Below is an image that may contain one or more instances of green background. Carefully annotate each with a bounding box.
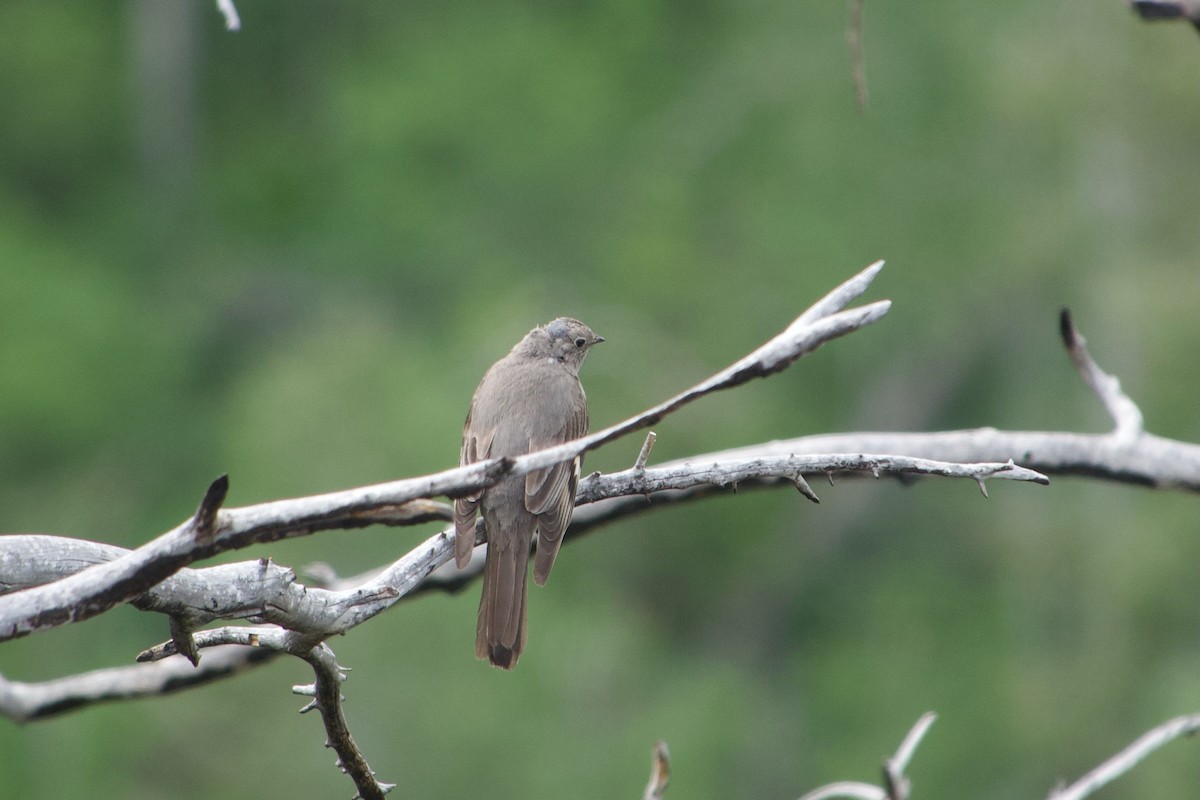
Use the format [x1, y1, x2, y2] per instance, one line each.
[1, 1, 1198, 797]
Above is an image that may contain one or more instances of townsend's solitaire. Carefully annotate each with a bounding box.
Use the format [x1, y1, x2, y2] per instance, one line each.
[454, 317, 604, 669]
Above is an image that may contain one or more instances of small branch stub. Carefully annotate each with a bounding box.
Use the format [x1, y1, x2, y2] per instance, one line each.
[642, 740, 671, 800]
[168, 615, 200, 667]
[215, 0, 241, 30]
[192, 475, 230, 544]
[794, 472, 821, 503]
[634, 432, 657, 471]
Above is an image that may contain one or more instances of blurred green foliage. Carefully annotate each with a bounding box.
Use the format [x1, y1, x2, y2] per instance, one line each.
[0, 1, 1198, 798]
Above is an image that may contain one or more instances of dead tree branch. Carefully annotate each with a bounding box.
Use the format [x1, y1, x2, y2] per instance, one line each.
[686, 308, 1200, 493]
[3, 294, 1193, 730]
[791, 711, 1200, 800]
[642, 740, 671, 800]
[0, 451, 1048, 722]
[796, 712, 937, 800]
[1048, 713, 1200, 800]
[0, 261, 890, 648]
[0, 266, 1193, 799]
[296, 645, 394, 800]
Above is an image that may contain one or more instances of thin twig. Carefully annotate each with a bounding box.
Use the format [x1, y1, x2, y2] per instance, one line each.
[798, 783, 884, 800]
[799, 713, 935, 800]
[1059, 309, 1144, 440]
[1047, 713, 1200, 800]
[299, 645, 394, 800]
[892, 712, 937, 775]
[0, 646, 276, 723]
[215, 0, 241, 30]
[642, 740, 670, 800]
[883, 712, 936, 800]
[634, 432, 658, 471]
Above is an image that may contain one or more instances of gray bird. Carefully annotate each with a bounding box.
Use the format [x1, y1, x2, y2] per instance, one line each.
[454, 317, 604, 669]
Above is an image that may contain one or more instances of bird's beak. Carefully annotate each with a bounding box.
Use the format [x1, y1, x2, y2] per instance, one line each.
[594, 335, 606, 344]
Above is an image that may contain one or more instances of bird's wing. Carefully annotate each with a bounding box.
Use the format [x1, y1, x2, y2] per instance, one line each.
[529, 396, 588, 585]
[454, 417, 496, 568]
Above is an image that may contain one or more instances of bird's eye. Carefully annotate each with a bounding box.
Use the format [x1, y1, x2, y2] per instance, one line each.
[574, 337, 587, 348]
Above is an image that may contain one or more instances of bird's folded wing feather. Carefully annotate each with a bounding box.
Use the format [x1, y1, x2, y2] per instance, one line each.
[454, 423, 496, 567]
[529, 403, 588, 584]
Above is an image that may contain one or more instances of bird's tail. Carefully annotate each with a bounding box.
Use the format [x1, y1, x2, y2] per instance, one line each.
[475, 527, 529, 669]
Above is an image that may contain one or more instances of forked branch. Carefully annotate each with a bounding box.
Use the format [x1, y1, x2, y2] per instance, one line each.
[0, 261, 892, 645]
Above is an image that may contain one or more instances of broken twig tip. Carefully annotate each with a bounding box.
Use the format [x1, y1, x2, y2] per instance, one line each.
[643, 740, 671, 800]
[634, 431, 657, 471]
[793, 474, 821, 503]
[976, 478, 989, 499]
[192, 474, 230, 543]
[1059, 308, 1077, 349]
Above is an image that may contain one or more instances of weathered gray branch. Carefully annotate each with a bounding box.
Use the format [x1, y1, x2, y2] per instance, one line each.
[0, 452, 1049, 651]
[2, 292, 1193, 730]
[697, 310, 1200, 494]
[0, 261, 890, 645]
[792, 711, 1200, 800]
[0, 266, 1193, 800]
[3, 295, 1188, 721]
[0, 477, 230, 644]
[1048, 712, 1200, 800]
[681, 428, 1200, 492]
[0, 645, 275, 723]
[0, 450, 1049, 722]
[296, 645, 394, 800]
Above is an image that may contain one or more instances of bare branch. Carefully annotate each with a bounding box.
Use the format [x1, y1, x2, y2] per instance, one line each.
[703, 428, 1200, 493]
[1047, 713, 1200, 800]
[701, 309, 1200, 491]
[506, 260, 891, 478]
[0, 262, 891, 645]
[297, 645, 393, 800]
[215, 0, 241, 30]
[581, 454, 1046, 505]
[883, 712, 937, 800]
[0, 647, 276, 723]
[799, 713, 935, 800]
[1059, 309, 1143, 440]
[136, 624, 316, 662]
[0, 447, 1046, 720]
[0, 476, 230, 642]
[135, 630, 395, 796]
[642, 740, 671, 800]
[798, 783, 884, 800]
[633, 432, 657, 471]
[0, 452, 1047, 648]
